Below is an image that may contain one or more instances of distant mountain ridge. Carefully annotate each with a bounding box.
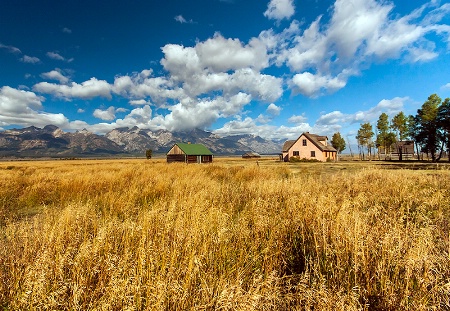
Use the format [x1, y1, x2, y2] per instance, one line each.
[0, 125, 283, 157]
[0, 125, 123, 157]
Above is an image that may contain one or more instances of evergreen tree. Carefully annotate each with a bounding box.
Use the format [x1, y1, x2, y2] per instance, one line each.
[331, 132, 346, 160]
[413, 94, 443, 162]
[356, 122, 374, 160]
[376, 112, 395, 158]
[391, 111, 409, 141]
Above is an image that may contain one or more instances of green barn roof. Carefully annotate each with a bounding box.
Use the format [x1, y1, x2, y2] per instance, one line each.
[175, 143, 213, 155]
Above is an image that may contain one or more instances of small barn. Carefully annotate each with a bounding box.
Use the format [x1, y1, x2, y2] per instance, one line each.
[242, 152, 261, 159]
[167, 143, 213, 163]
[391, 140, 415, 160]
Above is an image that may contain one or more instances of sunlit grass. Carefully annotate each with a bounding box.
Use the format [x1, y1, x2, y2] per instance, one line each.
[0, 159, 449, 310]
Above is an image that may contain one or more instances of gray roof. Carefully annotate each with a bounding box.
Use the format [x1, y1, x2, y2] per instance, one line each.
[303, 132, 337, 152]
[282, 140, 296, 152]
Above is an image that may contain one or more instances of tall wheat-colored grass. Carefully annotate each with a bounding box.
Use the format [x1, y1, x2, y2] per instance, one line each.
[0, 159, 449, 310]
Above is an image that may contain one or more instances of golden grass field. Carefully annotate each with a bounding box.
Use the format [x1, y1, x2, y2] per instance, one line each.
[0, 157, 449, 310]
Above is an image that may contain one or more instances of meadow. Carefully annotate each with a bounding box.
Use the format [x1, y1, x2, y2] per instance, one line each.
[0, 158, 449, 310]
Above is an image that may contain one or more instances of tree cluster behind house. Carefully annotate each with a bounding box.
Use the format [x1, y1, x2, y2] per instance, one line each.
[348, 93, 450, 162]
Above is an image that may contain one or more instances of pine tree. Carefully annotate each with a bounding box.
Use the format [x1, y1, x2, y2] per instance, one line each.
[331, 132, 346, 160]
[391, 111, 409, 141]
[413, 94, 443, 162]
[376, 113, 395, 159]
[356, 122, 374, 160]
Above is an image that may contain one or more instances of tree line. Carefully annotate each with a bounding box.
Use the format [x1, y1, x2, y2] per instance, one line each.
[330, 94, 449, 162]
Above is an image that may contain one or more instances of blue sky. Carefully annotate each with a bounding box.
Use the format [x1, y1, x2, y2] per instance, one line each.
[1, 0, 450, 145]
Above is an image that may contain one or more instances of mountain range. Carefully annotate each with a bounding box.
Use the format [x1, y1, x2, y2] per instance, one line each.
[0, 125, 283, 158]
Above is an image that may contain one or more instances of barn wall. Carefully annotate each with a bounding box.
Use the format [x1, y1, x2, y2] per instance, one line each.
[167, 154, 186, 163]
[186, 155, 198, 164]
[202, 155, 213, 163]
[167, 154, 213, 163]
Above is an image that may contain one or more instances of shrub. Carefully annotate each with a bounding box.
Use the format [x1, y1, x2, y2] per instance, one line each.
[289, 156, 320, 163]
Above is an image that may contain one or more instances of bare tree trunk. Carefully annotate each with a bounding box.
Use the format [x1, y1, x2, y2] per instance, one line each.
[415, 142, 420, 161]
[437, 141, 445, 162]
[447, 135, 450, 162]
[347, 137, 353, 157]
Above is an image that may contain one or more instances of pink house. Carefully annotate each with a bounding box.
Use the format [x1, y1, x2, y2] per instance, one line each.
[282, 132, 337, 162]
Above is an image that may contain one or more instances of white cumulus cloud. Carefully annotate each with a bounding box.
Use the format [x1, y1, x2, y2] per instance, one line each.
[288, 114, 307, 124]
[0, 86, 68, 127]
[142, 93, 252, 132]
[40, 69, 70, 84]
[194, 33, 269, 72]
[266, 103, 281, 116]
[441, 82, 450, 90]
[291, 72, 347, 97]
[93, 106, 117, 121]
[33, 78, 112, 100]
[129, 99, 149, 106]
[264, 0, 295, 22]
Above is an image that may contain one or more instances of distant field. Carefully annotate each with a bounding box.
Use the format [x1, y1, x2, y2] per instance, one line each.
[1, 158, 449, 310]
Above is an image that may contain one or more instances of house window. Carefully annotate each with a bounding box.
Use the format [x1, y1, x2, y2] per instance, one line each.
[293, 151, 299, 156]
[311, 151, 316, 157]
[302, 139, 307, 146]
